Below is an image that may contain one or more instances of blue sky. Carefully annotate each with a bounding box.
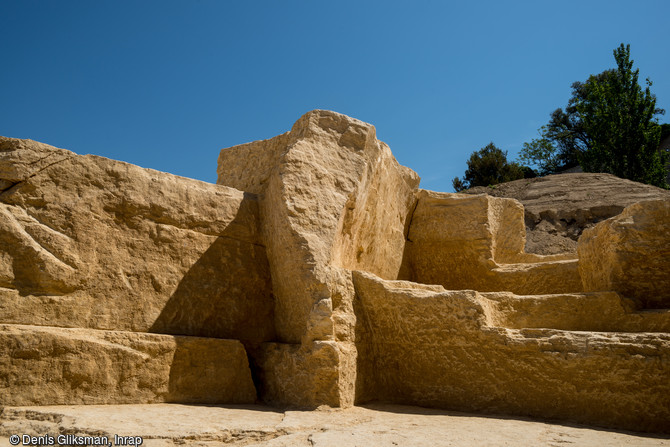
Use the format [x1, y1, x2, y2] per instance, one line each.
[3, 1, 669, 192]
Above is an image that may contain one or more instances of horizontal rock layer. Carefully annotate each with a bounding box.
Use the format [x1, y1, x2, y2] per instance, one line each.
[2, 403, 664, 447]
[0, 324, 256, 405]
[481, 291, 670, 333]
[353, 271, 670, 433]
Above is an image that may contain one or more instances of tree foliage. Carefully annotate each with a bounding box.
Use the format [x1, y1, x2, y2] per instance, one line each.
[520, 44, 667, 187]
[575, 44, 666, 187]
[661, 123, 670, 141]
[452, 143, 532, 192]
[517, 126, 562, 176]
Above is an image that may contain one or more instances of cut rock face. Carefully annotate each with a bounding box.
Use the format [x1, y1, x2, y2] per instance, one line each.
[0, 324, 256, 406]
[0, 136, 268, 406]
[579, 199, 670, 308]
[400, 190, 581, 295]
[218, 110, 420, 344]
[353, 271, 670, 433]
[2, 110, 670, 433]
[218, 110, 420, 406]
[0, 136, 274, 348]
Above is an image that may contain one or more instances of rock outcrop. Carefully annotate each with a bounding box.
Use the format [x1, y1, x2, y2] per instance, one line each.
[463, 173, 670, 255]
[0, 136, 264, 405]
[579, 199, 670, 308]
[399, 190, 580, 295]
[1, 110, 669, 434]
[217, 110, 420, 406]
[0, 324, 255, 406]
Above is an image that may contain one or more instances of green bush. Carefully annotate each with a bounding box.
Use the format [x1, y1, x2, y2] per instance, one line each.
[453, 143, 533, 192]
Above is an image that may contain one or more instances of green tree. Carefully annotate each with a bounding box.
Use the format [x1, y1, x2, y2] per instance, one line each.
[518, 126, 562, 175]
[525, 44, 667, 186]
[518, 75, 605, 176]
[661, 123, 670, 141]
[542, 73, 614, 169]
[575, 44, 667, 187]
[452, 143, 532, 192]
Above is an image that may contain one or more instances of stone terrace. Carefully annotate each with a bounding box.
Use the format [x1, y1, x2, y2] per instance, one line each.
[1, 110, 669, 433]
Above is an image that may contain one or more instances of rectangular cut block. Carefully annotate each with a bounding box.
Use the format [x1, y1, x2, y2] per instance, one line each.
[0, 324, 256, 406]
[490, 259, 582, 295]
[402, 190, 582, 294]
[579, 199, 670, 308]
[353, 271, 670, 433]
[256, 340, 357, 408]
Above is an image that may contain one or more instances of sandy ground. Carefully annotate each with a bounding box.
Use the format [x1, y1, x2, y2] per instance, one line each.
[1, 403, 668, 447]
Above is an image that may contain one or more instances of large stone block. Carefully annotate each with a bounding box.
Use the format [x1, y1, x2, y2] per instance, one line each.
[480, 291, 670, 333]
[353, 271, 670, 433]
[218, 110, 419, 344]
[0, 136, 274, 347]
[401, 190, 580, 295]
[579, 199, 670, 308]
[217, 110, 419, 407]
[0, 324, 256, 405]
[255, 340, 357, 408]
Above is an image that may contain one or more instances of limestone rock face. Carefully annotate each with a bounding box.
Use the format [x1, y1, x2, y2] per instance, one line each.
[218, 110, 419, 406]
[0, 324, 256, 405]
[219, 110, 419, 343]
[464, 173, 670, 255]
[256, 340, 357, 408]
[400, 190, 581, 295]
[579, 200, 670, 308]
[0, 136, 274, 348]
[2, 111, 670, 433]
[353, 271, 670, 433]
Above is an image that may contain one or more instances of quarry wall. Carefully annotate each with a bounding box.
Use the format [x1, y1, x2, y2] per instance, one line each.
[1, 110, 669, 433]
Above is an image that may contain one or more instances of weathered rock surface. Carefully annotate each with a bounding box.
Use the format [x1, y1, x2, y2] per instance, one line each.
[218, 110, 419, 343]
[255, 340, 357, 408]
[464, 173, 670, 255]
[0, 324, 256, 405]
[579, 199, 670, 308]
[218, 110, 419, 406]
[2, 403, 667, 447]
[400, 190, 581, 294]
[0, 136, 274, 348]
[353, 271, 670, 433]
[2, 110, 670, 434]
[480, 291, 670, 333]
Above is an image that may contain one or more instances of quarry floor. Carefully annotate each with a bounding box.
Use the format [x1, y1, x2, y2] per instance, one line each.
[1, 403, 668, 447]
